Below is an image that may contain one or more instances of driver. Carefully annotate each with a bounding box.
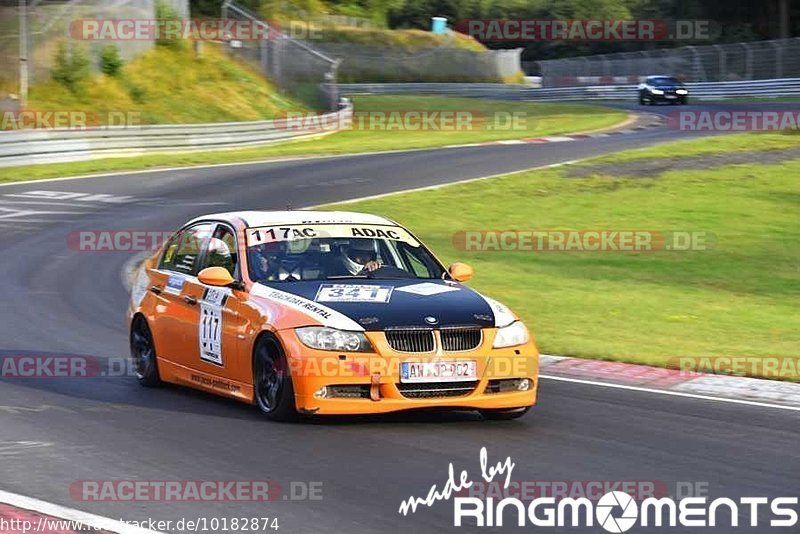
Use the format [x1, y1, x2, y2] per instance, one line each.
[249, 242, 281, 281]
[340, 239, 382, 275]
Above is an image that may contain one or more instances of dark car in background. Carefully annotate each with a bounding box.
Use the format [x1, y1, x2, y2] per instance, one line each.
[638, 76, 689, 105]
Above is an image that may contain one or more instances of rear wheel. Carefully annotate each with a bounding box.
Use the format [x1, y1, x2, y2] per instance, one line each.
[253, 336, 298, 421]
[479, 406, 530, 421]
[130, 316, 161, 387]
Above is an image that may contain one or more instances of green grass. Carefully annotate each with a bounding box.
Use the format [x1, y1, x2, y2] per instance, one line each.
[313, 25, 488, 52]
[323, 131, 800, 378]
[0, 97, 627, 183]
[26, 43, 304, 124]
[578, 129, 800, 163]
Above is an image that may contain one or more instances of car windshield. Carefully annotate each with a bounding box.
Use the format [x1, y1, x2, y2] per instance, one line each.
[651, 77, 680, 86]
[245, 223, 446, 282]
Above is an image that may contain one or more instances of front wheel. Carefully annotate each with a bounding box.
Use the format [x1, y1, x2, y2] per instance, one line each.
[479, 406, 530, 421]
[253, 336, 298, 421]
[130, 316, 161, 387]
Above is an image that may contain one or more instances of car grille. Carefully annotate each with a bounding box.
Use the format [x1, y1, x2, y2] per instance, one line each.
[327, 385, 371, 399]
[396, 381, 479, 399]
[385, 328, 435, 353]
[440, 327, 482, 351]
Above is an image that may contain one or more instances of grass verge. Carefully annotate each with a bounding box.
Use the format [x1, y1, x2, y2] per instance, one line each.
[0, 97, 627, 183]
[324, 131, 800, 379]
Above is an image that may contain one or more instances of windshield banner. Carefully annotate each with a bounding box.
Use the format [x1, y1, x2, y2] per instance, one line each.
[246, 224, 420, 247]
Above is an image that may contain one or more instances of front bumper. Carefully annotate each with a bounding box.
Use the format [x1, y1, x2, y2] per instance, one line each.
[649, 91, 687, 101]
[277, 328, 539, 415]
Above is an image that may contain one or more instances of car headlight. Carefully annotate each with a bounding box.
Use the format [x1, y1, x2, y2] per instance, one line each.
[676, 89, 688, 95]
[295, 326, 373, 352]
[651, 88, 664, 95]
[492, 321, 530, 348]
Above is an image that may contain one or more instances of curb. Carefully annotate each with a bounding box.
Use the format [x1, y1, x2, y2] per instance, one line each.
[539, 355, 800, 410]
[443, 112, 664, 149]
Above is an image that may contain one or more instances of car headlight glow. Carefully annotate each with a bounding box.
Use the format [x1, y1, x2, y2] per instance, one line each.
[651, 88, 664, 95]
[295, 326, 373, 352]
[676, 89, 688, 95]
[492, 321, 530, 348]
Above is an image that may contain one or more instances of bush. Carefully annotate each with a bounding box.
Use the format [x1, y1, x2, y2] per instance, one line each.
[99, 45, 123, 77]
[51, 41, 91, 93]
[155, 0, 184, 49]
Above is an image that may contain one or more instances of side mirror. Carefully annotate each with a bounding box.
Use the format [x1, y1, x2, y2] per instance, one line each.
[198, 266, 235, 287]
[448, 262, 474, 282]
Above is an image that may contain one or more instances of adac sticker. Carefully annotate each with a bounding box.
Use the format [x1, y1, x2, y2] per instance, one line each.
[395, 282, 460, 297]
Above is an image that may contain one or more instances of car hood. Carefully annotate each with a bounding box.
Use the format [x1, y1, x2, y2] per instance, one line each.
[252, 279, 513, 330]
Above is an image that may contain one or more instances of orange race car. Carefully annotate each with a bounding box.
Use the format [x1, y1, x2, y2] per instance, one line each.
[128, 211, 539, 421]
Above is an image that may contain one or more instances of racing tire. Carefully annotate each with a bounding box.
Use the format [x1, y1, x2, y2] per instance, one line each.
[253, 336, 298, 422]
[479, 406, 531, 421]
[130, 316, 161, 387]
[679, 97, 688, 105]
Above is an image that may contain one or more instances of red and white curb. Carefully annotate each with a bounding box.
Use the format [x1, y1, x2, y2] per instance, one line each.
[540, 355, 800, 412]
[0, 490, 161, 533]
[443, 114, 664, 149]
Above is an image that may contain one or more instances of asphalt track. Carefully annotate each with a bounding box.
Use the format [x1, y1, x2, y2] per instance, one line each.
[0, 102, 798, 533]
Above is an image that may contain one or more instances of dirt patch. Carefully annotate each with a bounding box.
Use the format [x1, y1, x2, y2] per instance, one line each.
[566, 147, 800, 178]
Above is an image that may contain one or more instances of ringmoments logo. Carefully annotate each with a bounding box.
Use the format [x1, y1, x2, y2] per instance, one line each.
[398, 447, 800, 530]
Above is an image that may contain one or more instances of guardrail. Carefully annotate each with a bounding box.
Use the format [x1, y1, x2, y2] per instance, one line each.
[0, 105, 352, 168]
[336, 83, 525, 98]
[338, 78, 800, 101]
[4, 78, 799, 169]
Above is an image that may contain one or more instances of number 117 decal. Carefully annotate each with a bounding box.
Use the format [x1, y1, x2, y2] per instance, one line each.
[199, 287, 228, 365]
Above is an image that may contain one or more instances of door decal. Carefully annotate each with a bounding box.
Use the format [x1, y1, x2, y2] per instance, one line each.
[199, 287, 229, 366]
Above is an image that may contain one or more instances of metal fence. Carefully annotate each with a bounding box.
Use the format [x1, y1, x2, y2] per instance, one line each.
[336, 78, 800, 101]
[0, 0, 188, 104]
[0, 102, 352, 168]
[221, 1, 340, 111]
[534, 37, 800, 87]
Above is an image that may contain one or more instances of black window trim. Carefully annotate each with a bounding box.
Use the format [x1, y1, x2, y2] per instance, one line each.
[206, 221, 242, 281]
[158, 221, 214, 276]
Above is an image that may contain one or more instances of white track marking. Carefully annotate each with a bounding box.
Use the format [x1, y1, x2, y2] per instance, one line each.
[0, 441, 52, 457]
[4, 191, 134, 203]
[540, 375, 800, 413]
[304, 159, 586, 207]
[0, 208, 89, 219]
[0, 200, 101, 208]
[0, 490, 162, 533]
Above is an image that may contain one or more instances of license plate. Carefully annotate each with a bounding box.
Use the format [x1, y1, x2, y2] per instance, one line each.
[400, 361, 477, 383]
[666, 94, 677, 99]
